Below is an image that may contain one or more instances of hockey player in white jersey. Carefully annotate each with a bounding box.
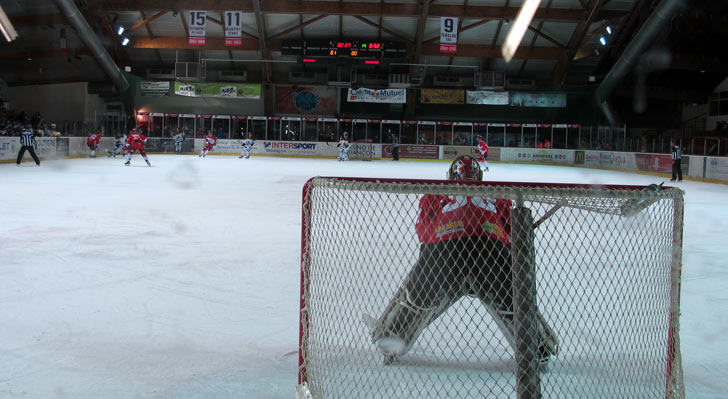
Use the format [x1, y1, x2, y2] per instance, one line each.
[173, 130, 185, 154]
[107, 134, 126, 158]
[337, 132, 351, 161]
[239, 132, 255, 159]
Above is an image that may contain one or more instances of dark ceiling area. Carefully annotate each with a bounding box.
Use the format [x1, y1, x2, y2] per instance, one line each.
[0, 0, 726, 107]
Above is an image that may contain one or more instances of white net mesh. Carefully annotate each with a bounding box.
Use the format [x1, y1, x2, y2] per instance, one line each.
[299, 178, 684, 399]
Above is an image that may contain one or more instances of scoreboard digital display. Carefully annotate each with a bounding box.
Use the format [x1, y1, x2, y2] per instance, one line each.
[282, 40, 407, 59]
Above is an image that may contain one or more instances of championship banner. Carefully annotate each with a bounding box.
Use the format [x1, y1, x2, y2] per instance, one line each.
[188, 10, 206, 46]
[420, 89, 464, 104]
[275, 86, 337, 115]
[174, 81, 261, 99]
[466, 90, 509, 105]
[347, 88, 406, 103]
[440, 17, 458, 53]
[510, 92, 567, 108]
[224, 11, 242, 46]
[140, 81, 170, 97]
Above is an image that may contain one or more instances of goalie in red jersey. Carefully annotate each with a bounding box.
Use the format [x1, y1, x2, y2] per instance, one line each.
[476, 135, 489, 172]
[370, 155, 558, 365]
[124, 128, 151, 166]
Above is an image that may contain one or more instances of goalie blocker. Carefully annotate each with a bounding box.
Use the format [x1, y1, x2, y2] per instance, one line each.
[370, 155, 559, 365]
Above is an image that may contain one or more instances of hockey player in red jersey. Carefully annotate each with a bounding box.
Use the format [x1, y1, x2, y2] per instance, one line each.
[124, 128, 151, 166]
[370, 155, 558, 365]
[87, 131, 101, 158]
[476, 135, 489, 172]
[200, 131, 217, 157]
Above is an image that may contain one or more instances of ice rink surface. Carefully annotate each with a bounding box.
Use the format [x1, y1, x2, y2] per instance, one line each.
[1, 154, 727, 398]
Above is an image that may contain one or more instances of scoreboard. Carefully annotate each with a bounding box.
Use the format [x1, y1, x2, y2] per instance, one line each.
[281, 40, 407, 59]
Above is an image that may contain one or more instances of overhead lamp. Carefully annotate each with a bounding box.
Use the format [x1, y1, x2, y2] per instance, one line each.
[606, 25, 613, 35]
[0, 5, 18, 42]
[121, 37, 130, 46]
[599, 36, 607, 46]
[117, 25, 125, 36]
[501, 0, 541, 63]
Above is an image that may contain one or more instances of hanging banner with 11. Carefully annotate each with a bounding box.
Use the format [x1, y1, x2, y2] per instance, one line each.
[224, 11, 243, 46]
[189, 10, 206, 46]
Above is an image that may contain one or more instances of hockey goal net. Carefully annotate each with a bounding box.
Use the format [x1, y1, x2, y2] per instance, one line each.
[349, 140, 373, 161]
[298, 178, 684, 399]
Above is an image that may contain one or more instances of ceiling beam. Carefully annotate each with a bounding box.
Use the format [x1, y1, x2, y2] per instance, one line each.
[520, 0, 555, 77]
[554, 0, 608, 86]
[252, 0, 271, 82]
[0, 48, 91, 61]
[139, 11, 165, 67]
[268, 15, 328, 41]
[128, 11, 167, 32]
[128, 36, 562, 60]
[526, 24, 566, 48]
[9, 13, 68, 26]
[414, 0, 432, 64]
[353, 16, 414, 44]
[98, 1, 626, 22]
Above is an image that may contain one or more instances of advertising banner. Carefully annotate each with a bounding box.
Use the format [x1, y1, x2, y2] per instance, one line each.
[583, 151, 638, 170]
[174, 81, 261, 99]
[501, 148, 573, 164]
[224, 11, 243, 46]
[347, 88, 406, 103]
[635, 153, 673, 173]
[382, 144, 439, 159]
[466, 90, 509, 105]
[442, 145, 501, 161]
[510, 92, 567, 108]
[420, 89, 464, 104]
[261, 141, 321, 156]
[274, 86, 338, 115]
[140, 81, 170, 96]
[188, 11, 206, 46]
[440, 17, 458, 53]
[705, 157, 728, 180]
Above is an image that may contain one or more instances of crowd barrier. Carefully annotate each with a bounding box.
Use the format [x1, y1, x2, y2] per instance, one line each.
[2, 136, 726, 183]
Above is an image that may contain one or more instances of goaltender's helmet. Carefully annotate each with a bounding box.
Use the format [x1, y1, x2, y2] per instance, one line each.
[447, 155, 483, 181]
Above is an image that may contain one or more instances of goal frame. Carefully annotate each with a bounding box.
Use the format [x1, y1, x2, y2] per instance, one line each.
[298, 177, 684, 399]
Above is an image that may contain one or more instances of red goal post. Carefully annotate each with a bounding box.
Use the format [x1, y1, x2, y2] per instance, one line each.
[298, 177, 684, 399]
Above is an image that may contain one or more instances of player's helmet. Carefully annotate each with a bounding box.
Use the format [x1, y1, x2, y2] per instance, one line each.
[447, 155, 483, 181]
[131, 128, 137, 134]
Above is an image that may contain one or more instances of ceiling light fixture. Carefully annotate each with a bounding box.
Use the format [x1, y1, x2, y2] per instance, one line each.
[117, 25, 125, 36]
[0, 5, 19, 42]
[606, 25, 613, 35]
[501, 0, 541, 63]
[121, 37, 130, 46]
[599, 36, 607, 46]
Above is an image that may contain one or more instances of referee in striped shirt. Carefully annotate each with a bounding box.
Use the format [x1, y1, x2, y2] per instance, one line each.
[670, 140, 682, 182]
[17, 125, 41, 166]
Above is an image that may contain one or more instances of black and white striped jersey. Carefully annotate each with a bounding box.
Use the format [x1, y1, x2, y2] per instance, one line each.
[671, 145, 682, 160]
[20, 131, 36, 147]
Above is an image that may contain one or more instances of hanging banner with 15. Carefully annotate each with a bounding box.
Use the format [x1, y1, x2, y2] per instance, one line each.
[224, 11, 243, 46]
[440, 17, 458, 53]
[189, 10, 206, 46]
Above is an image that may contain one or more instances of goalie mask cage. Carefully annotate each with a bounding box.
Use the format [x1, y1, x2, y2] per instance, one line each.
[298, 177, 684, 399]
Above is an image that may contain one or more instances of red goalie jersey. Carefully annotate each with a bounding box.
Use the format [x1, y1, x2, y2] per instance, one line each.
[415, 194, 512, 246]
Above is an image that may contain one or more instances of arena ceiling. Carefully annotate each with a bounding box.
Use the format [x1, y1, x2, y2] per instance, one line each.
[0, 0, 726, 103]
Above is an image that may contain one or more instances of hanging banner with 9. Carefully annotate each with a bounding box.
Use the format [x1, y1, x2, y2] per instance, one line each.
[440, 17, 458, 53]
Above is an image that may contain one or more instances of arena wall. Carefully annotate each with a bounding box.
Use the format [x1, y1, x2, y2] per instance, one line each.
[3, 136, 727, 184]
